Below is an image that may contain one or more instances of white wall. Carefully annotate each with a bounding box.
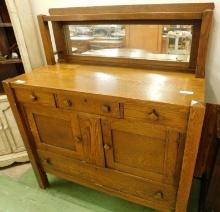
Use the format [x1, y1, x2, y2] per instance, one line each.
[30, 0, 220, 104]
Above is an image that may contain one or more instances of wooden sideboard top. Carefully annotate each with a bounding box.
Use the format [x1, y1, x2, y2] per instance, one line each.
[9, 63, 204, 107]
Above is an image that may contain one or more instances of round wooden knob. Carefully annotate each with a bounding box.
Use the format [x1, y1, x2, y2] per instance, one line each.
[30, 94, 37, 101]
[148, 109, 159, 121]
[64, 99, 72, 107]
[44, 158, 51, 165]
[104, 144, 111, 150]
[102, 105, 111, 113]
[153, 191, 164, 200]
[75, 136, 82, 143]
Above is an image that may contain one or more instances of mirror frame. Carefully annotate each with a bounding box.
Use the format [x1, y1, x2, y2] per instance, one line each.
[38, 3, 214, 78]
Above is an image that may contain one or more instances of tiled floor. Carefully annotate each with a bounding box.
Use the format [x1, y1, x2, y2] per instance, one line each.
[0, 163, 31, 180]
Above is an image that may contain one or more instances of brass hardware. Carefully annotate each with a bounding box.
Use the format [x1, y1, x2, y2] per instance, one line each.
[104, 144, 111, 150]
[153, 191, 164, 200]
[64, 99, 72, 107]
[30, 94, 37, 101]
[102, 105, 111, 113]
[148, 109, 159, 121]
[75, 136, 82, 143]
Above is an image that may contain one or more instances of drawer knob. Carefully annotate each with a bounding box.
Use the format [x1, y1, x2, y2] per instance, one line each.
[64, 99, 72, 107]
[30, 94, 38, 101]
[44, 158, 52, 165]
[148, 109, 159, 121]
[102, 105, 111, 113]
[154, 191, 164, 200]
[75, 136, 82, 143]
[104, 144, 111, 150]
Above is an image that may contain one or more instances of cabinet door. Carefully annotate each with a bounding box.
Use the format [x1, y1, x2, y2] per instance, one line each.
[102, 118, 184, 185]
[25, 105, 86, 161]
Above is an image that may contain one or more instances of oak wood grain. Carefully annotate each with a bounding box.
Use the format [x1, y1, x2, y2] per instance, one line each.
[49, 3, 214, 15]
[175, 101, 205, 212]
[196, 10, 213, 77]
[44, 3, 214, 77]
[2, 80, 49, 188]
[9, 63, 204, 107]
[38, 149, 177, 211]
[37, 15, 55, 65]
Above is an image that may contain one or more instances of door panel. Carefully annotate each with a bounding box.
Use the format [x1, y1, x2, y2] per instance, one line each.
[33, 114, 77, 151]
[25, 105, 85, 160]
[102, 118, 184, 185]
[112, 129, 165, 174]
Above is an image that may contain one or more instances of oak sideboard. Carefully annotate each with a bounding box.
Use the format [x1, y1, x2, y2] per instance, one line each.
[3, 3, 214, 212]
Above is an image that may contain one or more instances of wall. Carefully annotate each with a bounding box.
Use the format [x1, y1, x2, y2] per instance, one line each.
[30, 0, 220, 104]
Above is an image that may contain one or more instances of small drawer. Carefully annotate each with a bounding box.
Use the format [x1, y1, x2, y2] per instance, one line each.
[124, 101, 189, 131]
[14, 88, 55, 107]
[56, 94, 122, 118]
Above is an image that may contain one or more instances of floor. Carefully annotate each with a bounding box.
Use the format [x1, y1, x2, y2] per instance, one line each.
[0, 163, 31, 180]
[0, 163, 200, 212]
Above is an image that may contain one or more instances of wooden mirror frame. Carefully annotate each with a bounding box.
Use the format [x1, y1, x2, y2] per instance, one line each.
[37, 3, 214, 78]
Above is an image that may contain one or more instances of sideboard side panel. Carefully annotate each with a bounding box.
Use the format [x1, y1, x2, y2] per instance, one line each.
[175, 101, 205, 212]
[3, 80, 49, 188]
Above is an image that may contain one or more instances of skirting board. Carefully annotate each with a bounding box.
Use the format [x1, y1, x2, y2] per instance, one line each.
[0, 151, 29, 168]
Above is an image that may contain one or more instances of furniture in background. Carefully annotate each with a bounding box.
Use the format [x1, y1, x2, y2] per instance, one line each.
[0, 95, 28, 167]
[0, 0, 43, 166]
[204, 106, 220, 211]
[0, 0, 24, 93]
[4, 3, 214, 212]
[195, 105, 220, 212]
[0, 0, 28, 166]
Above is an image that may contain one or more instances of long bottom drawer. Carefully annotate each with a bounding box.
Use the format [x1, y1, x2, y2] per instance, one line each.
[38, 150, 177, 211]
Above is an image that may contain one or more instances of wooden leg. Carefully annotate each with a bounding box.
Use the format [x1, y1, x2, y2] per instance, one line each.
[175, 101, 205, 212]
[3, 80, 49, 189]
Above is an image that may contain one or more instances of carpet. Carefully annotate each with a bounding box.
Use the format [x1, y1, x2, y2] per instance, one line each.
[0, 168, 200, 212]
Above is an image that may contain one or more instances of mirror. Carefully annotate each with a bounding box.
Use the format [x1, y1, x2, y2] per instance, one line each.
[63, 24, 192, 63]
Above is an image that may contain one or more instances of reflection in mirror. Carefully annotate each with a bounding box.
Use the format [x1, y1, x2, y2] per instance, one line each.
[64, 24, 192, 62]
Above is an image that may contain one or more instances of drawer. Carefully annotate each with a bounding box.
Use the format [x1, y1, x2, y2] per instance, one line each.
[14, 88, 55, 107]
[56, 94, 122, 118]
[124, 102, 189, 131]
[38, 150, 176, 210]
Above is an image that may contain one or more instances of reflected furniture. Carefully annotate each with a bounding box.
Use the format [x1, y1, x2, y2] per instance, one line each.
[4, 3, 214, 212]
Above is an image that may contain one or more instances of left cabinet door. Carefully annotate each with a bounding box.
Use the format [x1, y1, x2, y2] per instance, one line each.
[25, 105, 86, 161]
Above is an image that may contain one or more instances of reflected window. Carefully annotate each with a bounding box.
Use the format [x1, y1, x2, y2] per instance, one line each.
[64, 24, 192, 62]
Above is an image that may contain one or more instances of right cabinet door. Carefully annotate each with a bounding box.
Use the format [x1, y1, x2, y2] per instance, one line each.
[101, 118, 185, 185]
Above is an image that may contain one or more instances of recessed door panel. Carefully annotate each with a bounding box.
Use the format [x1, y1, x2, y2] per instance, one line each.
[112, 129, 165, 174]
[25, 105, 84, 160]
[102, 118, 184, 185]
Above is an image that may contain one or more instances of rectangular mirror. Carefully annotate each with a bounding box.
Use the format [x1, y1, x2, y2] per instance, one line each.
[63, 24, 192, 63]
